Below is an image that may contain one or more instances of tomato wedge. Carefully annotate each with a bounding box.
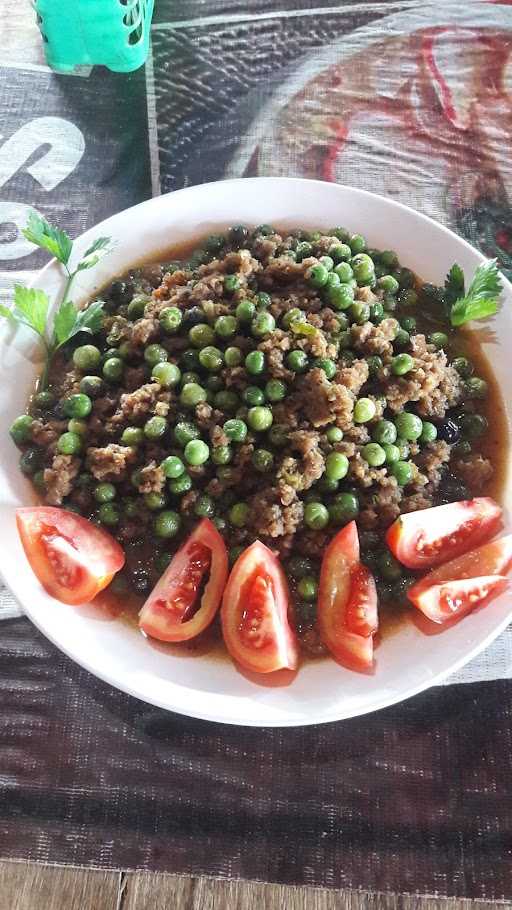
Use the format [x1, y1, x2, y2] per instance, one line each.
[221, 540, 299, 673]
[408, 576, 508, 624]
[318, 522, 378, 671]
[139, 518, 228, 643]
[386, 498, 502, 570]
[16, 507, 125, 605]
[408, 534, 512, 623]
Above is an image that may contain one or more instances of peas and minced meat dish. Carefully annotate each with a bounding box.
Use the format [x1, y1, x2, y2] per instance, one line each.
[11, 224, 501, 657]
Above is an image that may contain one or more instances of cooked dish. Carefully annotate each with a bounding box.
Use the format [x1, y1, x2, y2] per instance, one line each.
[9, 220, 511, 674]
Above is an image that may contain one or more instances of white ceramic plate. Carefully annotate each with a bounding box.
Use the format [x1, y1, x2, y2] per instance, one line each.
[1, 178, 511, 727]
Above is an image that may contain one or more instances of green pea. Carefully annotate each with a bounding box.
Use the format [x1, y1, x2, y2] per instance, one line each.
[391, 353, 414, 376]
[395, 412, 423, 441]
[119, 427, 142, 447]
[189, 323, 215, 349]
[349, 234, 366, 254]
[160, 306, 183, 334]
[400, 316, 416, 334]
[349, 302, 370, 325]
[429, 331, 448, 350]
[256, 292, 272, 308]
[282, 307, 304, 329]
[333, 261, 353, 283]
[102, 357, 123, 383]
[466, 377, 488, 399]
[143, 344, 168, 367]
[325, 272, 341, 291]
[265, 379, 286, 402]
[92, 483, 116, 504]
[214, 390, 239, 412]
[79, 376, 104, 398]
[325, 451, 349, 481]
[252, 312, 276, 338]
[174, 421, 200, 446]
[223, 418, 248, 442]
[396, 439, 410, 460]
[154, 510, 181, 538]
[306, 263, 328, 288]
[377, 275, 399, 294]
[160, 455, 185, 479]
[212, 445, 232, 465]
[288, 555, 314, 579]
[33, 390, 55, 410]
[57, 432, 82, 455]
[319, 256, 334, 272]
[351, 253, 375, 285]
[73, 344, 101, 371]
[144, 491, 168, 511]
[329, 492, 360, 526]
[295, 241, 313, 262]
[327, 283, 354, 311]
[63, 393, 92, 419]
[377, 551, 403, 581]
[151, 362, 180, 388]
[286, 350, 308, 373]
[383, 294, 397, 313]
[312, 358, 336, 380]
[419, 421, 438, 444]
[184, 439, 209, 465]
[370, 302, 384, 323]
[236, 299, 256, 322]
[67, 419, 87, 436]
[452, 357, 474, 379]
[354, 398, 376, 424]
[229, 502, 249, 527]
[144, 416, 168, 440]
[392, 461, 413, 485]
[394, 329, 410, 349]
[304, 501, 330, 530]
[362, 443, 386, 467]
[193, 494, 214, 519]
[169, 474, 192, 495]
[247, 406, 273, 432]
[224, 274, 240, 293]
[224, 346, 242, 367]
[297, 576, 318, 602]
[243, 385, 265, 406]
[215, 315, 237, 338]
[245, 350, 265, 375]
[268, 424, 288, 447]
[370, 421, 395, 446]
[98, 503, 120, 526]
[252, 448, 274, 472]
[326, 426, 343, 444]
[461, 413, 488, 439]
[128, 295, 150, 320]
[381, 443, 399, 464]
[10, 415, 33, 446]
[199, 345, 224, 372]
[328, 243, 352, 263]
[318, 475, 339, 493]
[180, 382, 207, 408]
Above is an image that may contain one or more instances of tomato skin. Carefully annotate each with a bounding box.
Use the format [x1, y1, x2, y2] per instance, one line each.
[16, 507, 125, 605]
[221, 540, 299, 674]
[409, 575, 508, 624]
[139, 518, 228, 643]
[386, 498, 502, 570]
[318, 522, 378, 671]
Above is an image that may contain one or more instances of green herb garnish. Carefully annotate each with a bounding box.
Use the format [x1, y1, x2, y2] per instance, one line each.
[448, 259, 503, 327]
[0, 213, 112, 388]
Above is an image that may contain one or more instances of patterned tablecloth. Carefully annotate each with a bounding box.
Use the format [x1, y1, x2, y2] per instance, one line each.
[1, 0, 512, 899]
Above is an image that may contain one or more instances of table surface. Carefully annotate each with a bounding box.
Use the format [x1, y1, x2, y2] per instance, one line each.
[2, 1, 512, 906]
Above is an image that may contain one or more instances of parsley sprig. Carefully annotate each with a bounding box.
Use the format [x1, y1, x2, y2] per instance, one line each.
[0, 213, 112, 388]
[446, 259, 503, 327]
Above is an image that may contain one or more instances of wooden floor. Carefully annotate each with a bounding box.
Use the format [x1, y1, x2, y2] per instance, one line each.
[1, 863, 510, 910]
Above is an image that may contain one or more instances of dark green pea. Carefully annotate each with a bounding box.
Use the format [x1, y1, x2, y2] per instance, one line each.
[181, 348, 201, 371]
[243, 385, 265, 406]
[326, 426, 343, 444]
[204, 233, 225, 252]
[255, 224, 274, 237]
[57, 432, 82, 455]
[328, 283, 354, 311]
[72, 344, 101, 371]
[453, 440, 472, 456]
[215, 315, 237, 338]
[252, 448, 274, 472]
[391, 460, 414, 485]
[268, 424, 288, 447]
[199, 345, 223, 372]
[169, 474, 192, 496]
[144, 416, 168, 440]
[205, 375, 223, 392]
[372, 420, 397, 445]
[366, 355, 383, 378]
[379, 250, 399, 268]
[377, 551, 403, 581]
[154, 510, 181, 538]
[224, 274, 240, 294]
[144, 491, 168, 511]
[79, 375, 104, 398]
[224, 419, 248, 442]
[102, 357, 123, 383]
[33, 390, 55, 411]
[297, 576, 318, 602]
[214, 390, 239, 413]
[400, 289, 418, 307]
[181, 371, 200, 387]
[429, 332, 448, 350]
[465, 377, 488, 399]
[194, 494, 215, 519]
[229, 502, 249, 528]
[252, 312, 275, 337]
[10, 415, 33, 446]
[19, 447, 43, 475]
[94, 482, 116, 503]
[144, 344, 168, 367]
[247, 406, 273, 432]
[295, 241, 313, 262]
[453, 357, 474, 379]
[383, 294, 397, 313]
[286, 350, 308, 373]
[394, 329, 410, 349]
[160, 306, 182, 334]
[245, 350, 265, 375]
[312, 359, 336, 380]
[401, 316, 416, 334]
[461, 413, 488, 439]
[370, 302, 384, 323]
[256, 291, 272, 308]
[304, 501, 329, 530]
[127, 295, 149, 320]
[173, 421, 200, 446]
[152, 362, 181, 388]
[224, 346, 243, 367]
[98, 503, 120, 526]
[184, 439, 209, 465]
[318, 475, 339, 493]
[180, 383, 207, 408]
[340, 350, 355, 367]
[32, 469, 46, 491]
[349, 302, 370, 325]
[419, 421, 438, 444]
[236, 299, 256, 323]
[391, 353, 414, 376]
[265, 379, 287, 402]
[63, 393, 92, 419]
[288, 555, 314, 579]
[395, 267, 415, 290]
[155, 552, 172, 574]
[212, 445, 232, 465]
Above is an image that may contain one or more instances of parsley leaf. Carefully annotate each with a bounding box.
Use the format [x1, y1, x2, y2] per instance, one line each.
[76, 236, 112, 272]
[52, 298, 105, 348]
[450, 259, 503, 327]
[22, 212, 73, 267]
[13, 285, 49, 338]
[52, 300, 78, 346]
[445, 263, 465, 304]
